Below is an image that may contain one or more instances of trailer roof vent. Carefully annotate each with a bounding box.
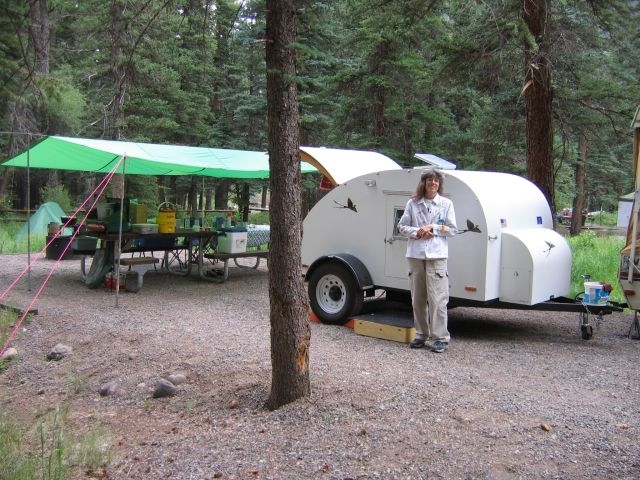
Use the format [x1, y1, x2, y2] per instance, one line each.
[414, 153, 456, 170]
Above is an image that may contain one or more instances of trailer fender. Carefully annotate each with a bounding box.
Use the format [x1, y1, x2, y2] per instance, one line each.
[305, 254, 374, 292]
[305, 254, 373, 325]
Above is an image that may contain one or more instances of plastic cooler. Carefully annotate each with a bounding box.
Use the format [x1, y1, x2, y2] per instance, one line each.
[218, 226, 248, 253]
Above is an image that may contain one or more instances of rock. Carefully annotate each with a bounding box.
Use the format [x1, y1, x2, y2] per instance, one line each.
[1, 347, 18, 361]
[152, 378, 177, 398]
[167, 373, 187, 385]
[99, 381, 117, 396]
[47, 343, 72, 361]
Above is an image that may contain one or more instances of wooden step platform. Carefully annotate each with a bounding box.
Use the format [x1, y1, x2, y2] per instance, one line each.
[353, 310, 415, 343]
[309, 300, 415, 343]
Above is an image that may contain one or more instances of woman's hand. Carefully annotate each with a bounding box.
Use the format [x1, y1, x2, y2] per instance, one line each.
[418, 224, 434, 239]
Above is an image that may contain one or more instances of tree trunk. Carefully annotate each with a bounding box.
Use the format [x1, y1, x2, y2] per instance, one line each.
[2, 2, 51, 209]
[523, 0, 554, 213]
[570, 135, 587, 236]
[28, 0, 50, 75]
[265, 0, 311, 410]
[168, 176, 177, 204]
[110, 173, 124, 199]
[214, 179, 231, 210]
[189, 176, 199, 218]
[241, 182, 250, 222]
[0, 169, 11, 206]
[108, 1, 127, 140]
[205, 186, 213, 211]
[371, 40, 389, 139]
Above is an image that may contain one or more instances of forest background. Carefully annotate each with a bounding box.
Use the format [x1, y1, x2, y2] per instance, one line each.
[0, 0, 639, 222]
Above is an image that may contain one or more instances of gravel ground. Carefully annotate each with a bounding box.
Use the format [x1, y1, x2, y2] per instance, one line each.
[1, 253, 639, 480]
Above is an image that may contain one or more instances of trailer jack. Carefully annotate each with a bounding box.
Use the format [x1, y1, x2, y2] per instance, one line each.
[628, 311, 640, 339]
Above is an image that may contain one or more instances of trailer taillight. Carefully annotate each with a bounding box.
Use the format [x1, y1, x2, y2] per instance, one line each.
[623, 289, 635, 296]
[319, 175, 334, 190]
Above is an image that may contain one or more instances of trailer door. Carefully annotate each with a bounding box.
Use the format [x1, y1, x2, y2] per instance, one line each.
[385, 194, 409, 279]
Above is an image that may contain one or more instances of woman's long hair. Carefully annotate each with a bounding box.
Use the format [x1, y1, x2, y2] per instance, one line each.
[413, 168, 445, 199]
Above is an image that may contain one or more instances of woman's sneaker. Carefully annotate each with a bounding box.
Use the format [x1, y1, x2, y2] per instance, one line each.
[409, 338, 426, 349]
[431, 340, 448, 353]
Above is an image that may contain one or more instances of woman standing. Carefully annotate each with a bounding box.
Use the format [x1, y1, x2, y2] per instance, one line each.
[397, 169, 457, 353]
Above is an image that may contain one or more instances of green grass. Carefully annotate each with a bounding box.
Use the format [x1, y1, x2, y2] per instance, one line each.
[0, 418, 38, 479]
[2, 311, 110, 479]
[0, 405, 112, 480]
[585, 210, 617, 227]
[566, 231, 625, 303]
[0, 216, 46, 254]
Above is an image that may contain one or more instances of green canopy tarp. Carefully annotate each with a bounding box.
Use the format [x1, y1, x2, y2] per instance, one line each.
[2, 136, 317, 178]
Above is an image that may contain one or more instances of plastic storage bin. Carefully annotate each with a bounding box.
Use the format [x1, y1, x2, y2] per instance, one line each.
[218, 231, 248, 253]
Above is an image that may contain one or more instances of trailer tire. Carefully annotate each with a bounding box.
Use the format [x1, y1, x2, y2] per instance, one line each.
[308, 262, 363, 325]
[581, 324, 593, 340]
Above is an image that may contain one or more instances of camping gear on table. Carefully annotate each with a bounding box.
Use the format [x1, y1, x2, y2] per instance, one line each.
[130, 203, 149, 224]
[218, 226, 248, 253]
[88, 198, 131, 233]
[131, 223, 159, 234]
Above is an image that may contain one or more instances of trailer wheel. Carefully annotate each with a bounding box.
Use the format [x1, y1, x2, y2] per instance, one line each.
[581, 324, 593, 340]
[308, 262, 363, 325]
[579, 311, 594, 340]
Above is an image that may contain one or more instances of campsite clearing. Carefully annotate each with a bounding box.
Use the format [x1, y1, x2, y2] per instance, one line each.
[1, 254, 639, 479]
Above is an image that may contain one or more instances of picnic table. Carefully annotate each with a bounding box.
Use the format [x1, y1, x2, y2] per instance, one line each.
[81, 230, 216, 289]
[202, 225, 270, 282]
[79, 226, 270, 288]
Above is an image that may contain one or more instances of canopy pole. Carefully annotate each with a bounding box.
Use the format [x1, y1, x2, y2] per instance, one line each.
[26, 135, 31, 292]
[115, 155, 127, 307]
[202, 176, 205, 227]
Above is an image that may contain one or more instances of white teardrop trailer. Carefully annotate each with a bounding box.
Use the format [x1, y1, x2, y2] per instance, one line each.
[300, 147, 623, 339]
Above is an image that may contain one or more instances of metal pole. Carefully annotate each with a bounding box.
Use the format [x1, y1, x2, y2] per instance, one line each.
[26, 135, 31, 291]
[114, 155, 126, 307]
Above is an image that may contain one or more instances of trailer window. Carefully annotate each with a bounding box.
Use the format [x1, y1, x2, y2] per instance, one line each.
[392, 208, 404, 237]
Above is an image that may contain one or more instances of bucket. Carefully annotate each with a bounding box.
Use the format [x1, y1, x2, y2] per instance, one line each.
[584, 281, 608, 305]
[157, 202, 176, 234]
[96, 203, 113, 220]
